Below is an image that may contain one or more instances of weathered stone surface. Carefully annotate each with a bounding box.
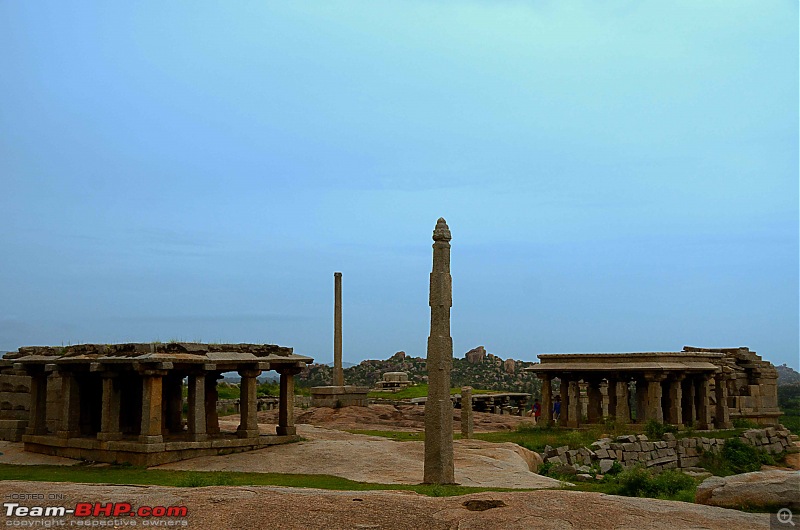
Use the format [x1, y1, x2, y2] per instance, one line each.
[696, 470, 799, 510]
[423, 218, 455, 485]
[599, 459, 615, 473]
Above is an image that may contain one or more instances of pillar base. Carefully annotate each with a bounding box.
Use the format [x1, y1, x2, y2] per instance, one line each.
[97, 432, 123, 441]
[138, 435, 163, 443]
[188, 433, 209, 441]
[276, 426, 296, 436]
[237, 429, 260, 439]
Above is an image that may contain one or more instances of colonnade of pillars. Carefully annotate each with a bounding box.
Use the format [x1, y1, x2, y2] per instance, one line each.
[537, 371, 732, 430]
[24, 365, 303, 442]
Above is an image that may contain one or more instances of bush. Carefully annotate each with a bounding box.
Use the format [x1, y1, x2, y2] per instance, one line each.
[732, 418, 758, 429]
[721, 438, 762, 474]
[538, 461, 554, 476]
[644, 420, 677, 440]
[611, 466, 697, 501]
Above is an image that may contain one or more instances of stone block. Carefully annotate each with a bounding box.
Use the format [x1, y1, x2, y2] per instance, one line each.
[636, 434, 648, 442]
[654, 441, 667, 449]
[617, 435, 636, 443]
[595, 449, 609, 459]
[663, 433, 676, 441]
[599, 459, 616, 473]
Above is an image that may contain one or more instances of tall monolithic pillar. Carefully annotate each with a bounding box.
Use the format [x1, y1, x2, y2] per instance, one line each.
[559, 378, 569, 427]
[567, 380, 581, 428]
[333, 272, 344, 387]
[615, 380, 630, 424]
[696, 376, 712, 429]
[423, 218, 455, 485]
[668, 376, 683, 427]
[645, 374, 664, 423]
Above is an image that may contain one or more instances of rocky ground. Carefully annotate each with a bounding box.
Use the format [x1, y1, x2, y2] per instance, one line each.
[0, 480, 771, 529]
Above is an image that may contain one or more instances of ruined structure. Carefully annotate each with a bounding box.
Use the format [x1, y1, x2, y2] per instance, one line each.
[423, 217, 455, 484]
[310, 272, 368, 408]
[0, 342, 311, 465]
[526, 346, 781, 429]
[373, 371, 411, 391]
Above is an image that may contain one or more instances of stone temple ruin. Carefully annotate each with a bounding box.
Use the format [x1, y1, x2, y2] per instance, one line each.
[0, 342, 311, 465]
[526, 346, 780, 429]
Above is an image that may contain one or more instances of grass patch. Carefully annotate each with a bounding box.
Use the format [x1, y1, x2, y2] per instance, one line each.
[348, 430, 427, 441]
[0, 464, 523, 497]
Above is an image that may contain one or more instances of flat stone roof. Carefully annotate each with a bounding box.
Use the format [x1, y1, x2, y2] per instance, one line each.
[526, 351, 722, 373]
[1, 342, 313, 371]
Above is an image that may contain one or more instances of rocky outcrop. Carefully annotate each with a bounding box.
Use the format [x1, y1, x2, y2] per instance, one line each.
[696, 470, 799, 510]
[464, 346, 486, 364]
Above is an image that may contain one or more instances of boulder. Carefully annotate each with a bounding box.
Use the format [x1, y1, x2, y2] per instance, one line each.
[696, 470, 799, 510]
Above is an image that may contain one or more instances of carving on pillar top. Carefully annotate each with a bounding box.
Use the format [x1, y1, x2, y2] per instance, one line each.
[432, 218, 451, 241]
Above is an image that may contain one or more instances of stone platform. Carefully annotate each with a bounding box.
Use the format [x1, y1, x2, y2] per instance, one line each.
[22, 433, 299, 467]
[310, 386, 369, 408]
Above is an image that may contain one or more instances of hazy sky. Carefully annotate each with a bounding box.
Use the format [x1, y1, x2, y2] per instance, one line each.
[1, 2, 797, 369]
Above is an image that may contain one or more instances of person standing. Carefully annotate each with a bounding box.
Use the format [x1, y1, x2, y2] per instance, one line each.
[532, 399, 541, 425]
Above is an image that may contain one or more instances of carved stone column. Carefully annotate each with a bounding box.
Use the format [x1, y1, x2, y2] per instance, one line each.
[25, 370, 48, 435]
[277, 366, 301, 436]
[714, 372, 732, 429]
[139, 371, 165, 443]
[615, 380, 630, 424]
[237, 367, 261, 438]
[205, 373, 221, 435]
[58, 371, 81, 438]
[667, 376, 683, 427]
[696, 375, 712, 429]
[97, 373, 122, 441]
[567, 380, 581, 428]
[559, 377, 569, 427]
[539, 374, 552, 427]
[644, 374, 665, 423]
[187, 372, 207, 441]
[460, 386, 473, 439]
[599, 380, 610, 420]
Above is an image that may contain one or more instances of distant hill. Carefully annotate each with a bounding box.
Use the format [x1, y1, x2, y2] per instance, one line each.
[297, 346, 537, 393]
[777, 364, 800, 386]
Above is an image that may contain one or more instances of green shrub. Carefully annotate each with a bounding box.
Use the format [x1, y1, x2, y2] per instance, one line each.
[611, 466, 697, 501]
[607, 461, 623, 476]
[732, 418, 758, 429]
[721, 438, 762, 474]
[644, 420, 677, 440]
[538, 461, 554, 476]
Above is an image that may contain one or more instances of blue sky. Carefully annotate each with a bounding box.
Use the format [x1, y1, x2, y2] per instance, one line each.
[1, 2, 797, 369]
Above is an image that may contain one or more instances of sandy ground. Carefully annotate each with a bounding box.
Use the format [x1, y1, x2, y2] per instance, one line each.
[0, 480, 771, 529]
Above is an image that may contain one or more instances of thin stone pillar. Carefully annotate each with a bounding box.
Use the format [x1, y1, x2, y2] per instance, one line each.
[599, 381, 613, 419]
[587, 380, 602, 423]
[614, 380, 630, 423]
[25, 371, 48, 435]
[97, 374, 122, 441]
[540, 374, 552, 427]
[567, 380, 581, 428]
[461, 386, 473, 439]
[333, 272, 344, 387]
[558, 378, 569, 427]
[139, 372, 164, 443]
[187, 373, 207, 441]
[58, 372, 80, 438]
[645, 374, 664, 423]
[667, 376, 683, 427]
[205, 373, 220, 434]
[696, 375, 712, 429]
[606, 380, 616, 420]
[714, 373, 732, 429]
[237, 368, 261, 438]
[277, 366, 301, 436]
[579, 381, 589, 420]
[423, 218, 455, 485]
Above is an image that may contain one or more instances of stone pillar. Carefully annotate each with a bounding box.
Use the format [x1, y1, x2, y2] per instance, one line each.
[25, 371, 48, 435]
[97, 374, 122, 441]
[460, 386, 473, 439]
[333, 272, 344, 387]
[277, 366, 301, 436]
[558, 378, 569, 427]
[139, 372, 164, 443]
[599, 380, 609, 419]
[614, 380, 630, 424]
[187, 373, 207, 441]
[163, 375, 183, 434]
[205, 373, 220, 434]
[423, 218, 455, 485]
[567, 380, 581, 428]
[683, 379, 696, 426]
[58, 372, 81, 438]
[714, 373, 732, 429]
[606, 380, 617, 420]
[237, 368, 261, 438]
[645, 374, 664, 423]
[579, 381, 589, 420]
[587, 380, 603, 423]
[635, 380, 648, 423]
[540, 374, 552, 427]
[667, 376, 683, 427]
[696, 375, 712, 429]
